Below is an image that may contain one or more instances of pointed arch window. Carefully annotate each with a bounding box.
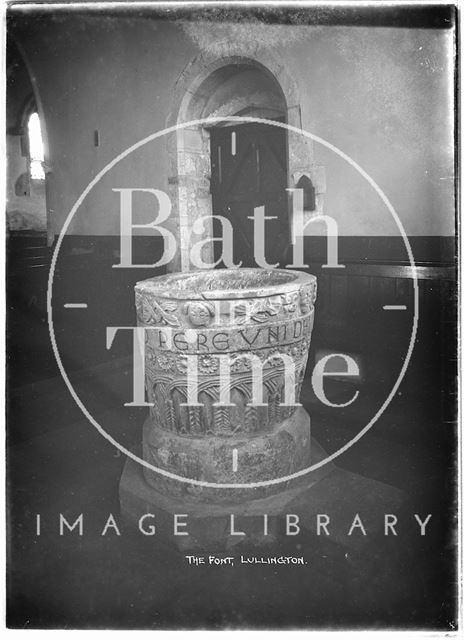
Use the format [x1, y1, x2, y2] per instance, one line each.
[296, 174, 316, 212]
[27, 112, 45, 180]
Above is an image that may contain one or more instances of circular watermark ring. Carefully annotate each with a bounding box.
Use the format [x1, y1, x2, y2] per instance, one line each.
[47, 116, 419, 489]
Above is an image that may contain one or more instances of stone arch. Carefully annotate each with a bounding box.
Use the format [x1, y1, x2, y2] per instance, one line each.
[166, 43, 316, 272]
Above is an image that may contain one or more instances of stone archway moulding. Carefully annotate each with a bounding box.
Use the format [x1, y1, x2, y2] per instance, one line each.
[166, 42, 323, 272]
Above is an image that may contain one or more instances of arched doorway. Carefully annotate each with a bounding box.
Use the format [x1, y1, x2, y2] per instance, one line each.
[167, 48, 314, 272]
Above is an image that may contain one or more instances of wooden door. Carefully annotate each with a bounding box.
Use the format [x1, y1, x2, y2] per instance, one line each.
[210, 122, 289, 268]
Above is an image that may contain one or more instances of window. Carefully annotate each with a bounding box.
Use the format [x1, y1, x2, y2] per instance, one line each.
[27, 112, 45, 180]
[296, 174, 316, 212]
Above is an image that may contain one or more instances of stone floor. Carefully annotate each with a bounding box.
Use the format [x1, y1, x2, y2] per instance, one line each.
[7, 359, 457, 629]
